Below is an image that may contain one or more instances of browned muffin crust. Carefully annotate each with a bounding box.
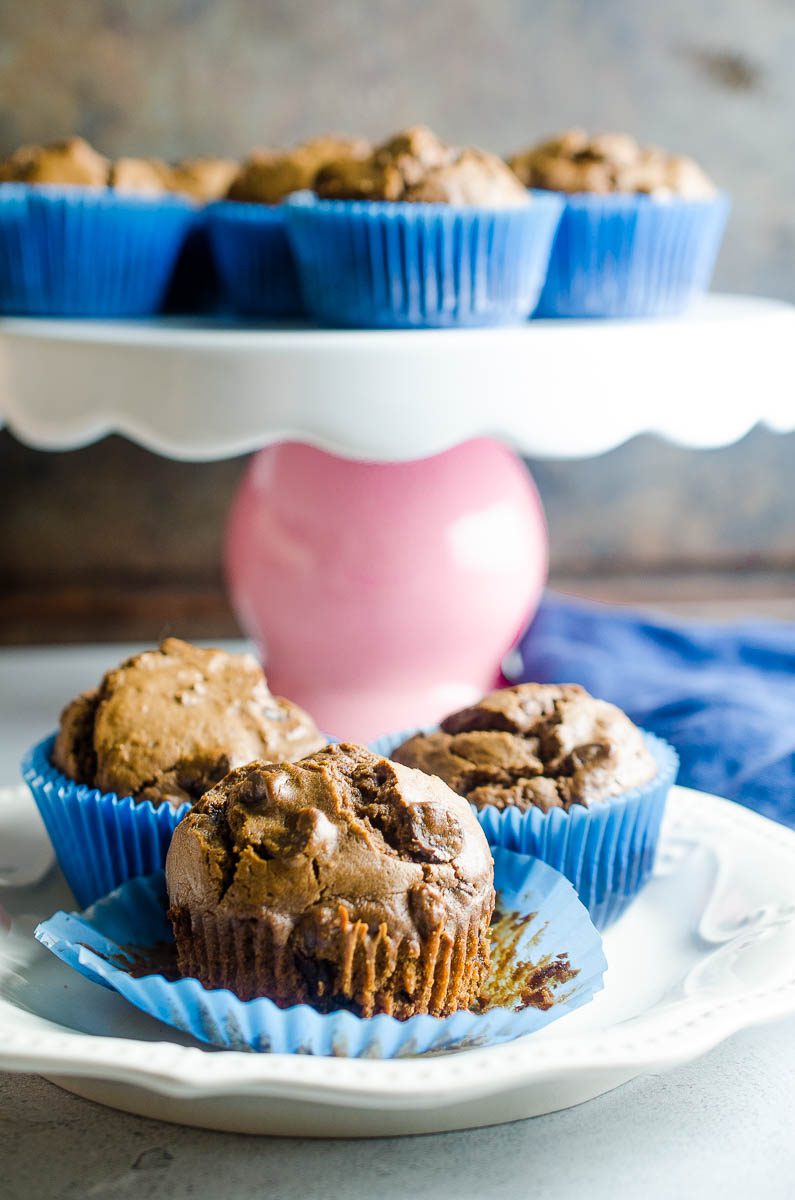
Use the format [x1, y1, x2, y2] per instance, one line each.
[0, 136, 109, 187]
[168, 157, 239, 202]
[108, 156, 172, 195]
[52, 638, 325, 807]
[314, 124, 530, 207]
[166, 743, 495, 1016]
[226, 135, 370, 204]
[54, 689, 100, 782]
[392, 683, 656, 813]
[0, 137, 233, 201]
[508, 129, 716, 198]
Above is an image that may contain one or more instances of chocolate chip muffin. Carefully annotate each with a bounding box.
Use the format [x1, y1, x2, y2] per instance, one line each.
[226, 135, 370, 204]
[314, 124, 530, 207]
[168, 157, 239, 203]
[53, 638, 325, 808]
[392, 684, 657, 813]
[0, 136, 110, 187]
[508, 129, 716, 199]
[106, 155, 238, 200]
[0, 137, 235, 202]
[0, 138, 170, 194]
[108, 156, 173, 196]
[166, 743, 495, 1016]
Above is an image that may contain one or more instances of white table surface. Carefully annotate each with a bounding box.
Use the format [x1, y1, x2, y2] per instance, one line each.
[2, 642, 795, 1199]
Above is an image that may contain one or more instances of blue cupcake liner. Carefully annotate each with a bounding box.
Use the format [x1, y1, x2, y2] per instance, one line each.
[283, 189, 563, 328]
[205, 200, 305, 317]
[22, 735, 190, 909]
[0, 183, 196, 316]
[34, 848, 606, 1057]
[371, 729, 678, 929]
[534, 191, 730, 318]
[162, 217, 225, 314]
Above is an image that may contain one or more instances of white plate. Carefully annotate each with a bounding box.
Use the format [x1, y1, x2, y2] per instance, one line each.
[2, 782, 795, 1137]
[1, 295, 793, 463]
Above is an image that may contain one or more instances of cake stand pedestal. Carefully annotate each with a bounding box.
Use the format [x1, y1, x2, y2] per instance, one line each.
[1, 294, 793, 740]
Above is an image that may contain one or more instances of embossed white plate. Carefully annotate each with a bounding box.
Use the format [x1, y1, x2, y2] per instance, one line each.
[1, 781, 795, 1137]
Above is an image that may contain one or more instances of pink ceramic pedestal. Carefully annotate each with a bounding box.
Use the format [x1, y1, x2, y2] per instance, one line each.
[226, 438, 547, 743]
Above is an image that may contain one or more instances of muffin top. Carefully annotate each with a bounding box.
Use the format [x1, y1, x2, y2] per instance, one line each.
[0, 136, 110, 187]
[0, 137, 233, 201]
[108, 156, 172, 196]
[166, 742, 494, 942]
[314, 124, 530, 207]
[392, 683, 656, 812]
[52, 638, 326, 807]
[226, 135, 370, 204]
[169, 157, 239, 202]
[508, 129, 716, 198]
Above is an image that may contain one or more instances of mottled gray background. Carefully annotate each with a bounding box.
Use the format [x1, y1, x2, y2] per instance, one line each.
[1, 0, 793, 639]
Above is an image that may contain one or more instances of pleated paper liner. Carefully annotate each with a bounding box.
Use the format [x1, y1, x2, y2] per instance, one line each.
[22, 735, 190, 909]
[169, 892, 493, 1018]
[533, 191, 730, 318]
[0, 183, 196, 316]
[370, 729, 678, 929]
[34, 848, 607, 1058]
[283, 189, 563, 328]
[205, 200, 305, 317]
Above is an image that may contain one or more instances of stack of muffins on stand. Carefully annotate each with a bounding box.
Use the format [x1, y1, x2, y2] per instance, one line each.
[26, 636, 676, 1057]
[0, 123, 727, 323]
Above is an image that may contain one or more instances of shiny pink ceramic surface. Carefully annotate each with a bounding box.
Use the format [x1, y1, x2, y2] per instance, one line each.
[226, 438, 547, 742]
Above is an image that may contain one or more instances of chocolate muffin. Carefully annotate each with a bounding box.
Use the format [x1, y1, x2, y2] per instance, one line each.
[166, 743, 495, 1016]
[53, 638, 325, 808]
[108, 156, 172, 195]
[0, 136, 110, 187]
[226, 135, 370, 204]
[168, 157, 238, 202]
[109, 155, 238, 200]
[314, 124, 530, 207]
[0, 137, 236, 202]
[0, 138, 168, 194]
[508, 129, 716, 198]
[392, 684, 657, 813]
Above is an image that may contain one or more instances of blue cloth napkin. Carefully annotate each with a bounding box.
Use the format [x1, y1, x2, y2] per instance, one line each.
[509, 593, 795, 826]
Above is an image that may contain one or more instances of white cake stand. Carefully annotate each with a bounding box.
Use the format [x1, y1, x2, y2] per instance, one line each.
[2, 293, 793, 738]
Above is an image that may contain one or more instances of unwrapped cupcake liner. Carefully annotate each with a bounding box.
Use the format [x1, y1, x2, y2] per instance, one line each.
[35, 849, 606, 1057]
[371, 729, 678, 929]
[205, 200, 305, 317]
[22, 735, 190, 909]
[283, 190, 564, 328]
[534, 191, 730, 318]
[0, 184, 196, 316]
